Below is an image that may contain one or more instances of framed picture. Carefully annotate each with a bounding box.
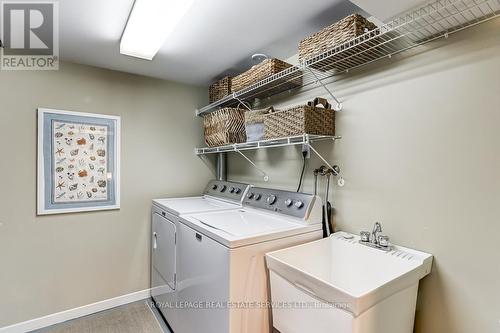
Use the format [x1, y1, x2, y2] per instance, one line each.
[37, 108, 120, 215]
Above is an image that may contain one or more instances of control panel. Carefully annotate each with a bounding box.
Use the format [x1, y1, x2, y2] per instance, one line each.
[242, 187, 315, 219]
[203, 180, 250, 203]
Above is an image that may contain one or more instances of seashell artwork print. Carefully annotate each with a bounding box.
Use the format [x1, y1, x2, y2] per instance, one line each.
[51, 120, 109, 204]
[38, 108, 119, 215]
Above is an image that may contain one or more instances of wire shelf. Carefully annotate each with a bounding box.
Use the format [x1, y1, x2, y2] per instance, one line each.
[195, 134, 341, 155]
[196, 0, 500, 116]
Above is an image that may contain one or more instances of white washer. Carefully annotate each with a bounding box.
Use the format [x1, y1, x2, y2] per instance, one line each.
[151, 180, 251, 330]
[174, 187, 323, 333]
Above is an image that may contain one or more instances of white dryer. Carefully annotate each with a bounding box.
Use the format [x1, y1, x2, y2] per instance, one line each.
[150, 180, 250, 330]
[174, 187, 323, 333]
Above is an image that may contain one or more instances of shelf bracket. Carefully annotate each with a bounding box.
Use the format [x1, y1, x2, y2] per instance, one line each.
[306, 141, 345, 187]
[306, 143, 336, 171]
[234, 148, 269, 182]
[306, 66, 343, 111]
[196, 152, 218, 178]
[234, 96, 252, 111]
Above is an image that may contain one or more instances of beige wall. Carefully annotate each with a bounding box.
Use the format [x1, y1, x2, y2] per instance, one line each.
[228, 19, 500, 332]
[0, 62, 212, 327]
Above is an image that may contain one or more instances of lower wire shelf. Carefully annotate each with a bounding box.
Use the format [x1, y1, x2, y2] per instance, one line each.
[195, 134, 341, 155]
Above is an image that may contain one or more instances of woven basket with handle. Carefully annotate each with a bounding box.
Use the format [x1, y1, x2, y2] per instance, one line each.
[203, 107, 246, 147]
[232, 58, 299, 92]
[298, 14, 377, 65]
[209, 76, 232, 103]
[264, 98, 335, 139]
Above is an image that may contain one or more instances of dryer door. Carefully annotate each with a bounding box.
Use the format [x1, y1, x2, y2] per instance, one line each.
[152, 212, 176, 290]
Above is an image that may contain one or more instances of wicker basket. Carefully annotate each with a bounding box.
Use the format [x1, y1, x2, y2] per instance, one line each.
[232, 58, 298, 92]
[298, 14, 377, 64]
[244, 107, 274, 142]
[264, 98, 335, 139]
[204, 108, 246, 147]
[209, 76, 232, 103]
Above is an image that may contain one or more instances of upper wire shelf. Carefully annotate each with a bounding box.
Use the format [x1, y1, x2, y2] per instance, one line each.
[196, 0, 500, 116]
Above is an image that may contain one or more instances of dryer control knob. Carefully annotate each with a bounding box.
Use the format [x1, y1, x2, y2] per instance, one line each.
[255, 194, 262, 200]
[247, 192, 254, 199]
[220, 185, 227, 192]
[267, 195, 277, 205]
[284, 199, 293, 207]
[229, 187, 235, 193]
[235, 188, 241, 194]
[294, 201, 304, 209]
[212, 184, 218, 190]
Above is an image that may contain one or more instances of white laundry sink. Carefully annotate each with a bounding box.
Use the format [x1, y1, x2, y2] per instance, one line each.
[266, 231, 433, 333]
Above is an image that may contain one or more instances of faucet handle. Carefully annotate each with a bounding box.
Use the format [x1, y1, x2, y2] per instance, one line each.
[360, 231, 371, 242]
[378, 235, 390, 248]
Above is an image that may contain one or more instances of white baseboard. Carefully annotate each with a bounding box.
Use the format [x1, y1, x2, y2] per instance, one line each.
[0, 289, 151, 333]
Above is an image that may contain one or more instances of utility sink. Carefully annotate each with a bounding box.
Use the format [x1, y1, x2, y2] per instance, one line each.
[266, 232, 433, 333]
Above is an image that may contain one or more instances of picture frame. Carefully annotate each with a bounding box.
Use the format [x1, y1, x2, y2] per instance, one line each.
[37, 108, 121, 215]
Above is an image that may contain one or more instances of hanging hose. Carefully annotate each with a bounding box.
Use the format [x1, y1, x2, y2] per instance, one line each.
[313, 171, 318, 196]
[313, 165, 336, 238]
[324, 172, 332, 237]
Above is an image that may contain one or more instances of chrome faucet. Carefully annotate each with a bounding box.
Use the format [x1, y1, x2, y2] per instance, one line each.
[371, 222, 382, 245]
[360, 222, 391, 251]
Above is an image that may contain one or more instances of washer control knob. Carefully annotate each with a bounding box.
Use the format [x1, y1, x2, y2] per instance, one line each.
[229, 187, 235, 193]
[255, 194, 262, 200]
[294, 200, 304, 209]
[267, 195, 277, 205]
[284, 199, 293, 207]
[235, 188, 241, 194]
[220, 185, 227, 192]
[212, 184, 218, 190]
[247, 192, 254, 199]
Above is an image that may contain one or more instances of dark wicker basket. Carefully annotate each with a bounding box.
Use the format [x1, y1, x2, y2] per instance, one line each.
[204, 108, 246, 147]
[264, 98, 335, 139]
[209, 76, 232, 103]
[299, 14, 377, 65]
[232, 58, 298, 92]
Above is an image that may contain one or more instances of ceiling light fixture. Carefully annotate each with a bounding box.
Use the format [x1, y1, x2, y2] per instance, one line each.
[120, 0, 194, 60]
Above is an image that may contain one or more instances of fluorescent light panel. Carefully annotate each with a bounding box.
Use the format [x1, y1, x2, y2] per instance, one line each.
[120, 0, 194, 60]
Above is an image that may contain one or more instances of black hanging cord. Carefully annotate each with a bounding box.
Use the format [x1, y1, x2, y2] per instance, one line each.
[296, 150, 307, 192]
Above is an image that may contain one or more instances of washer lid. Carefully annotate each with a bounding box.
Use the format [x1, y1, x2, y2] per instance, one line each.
[182, 209, 321, 248]
[153, 196, 240, 216]
[190, 210, 300, 236]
